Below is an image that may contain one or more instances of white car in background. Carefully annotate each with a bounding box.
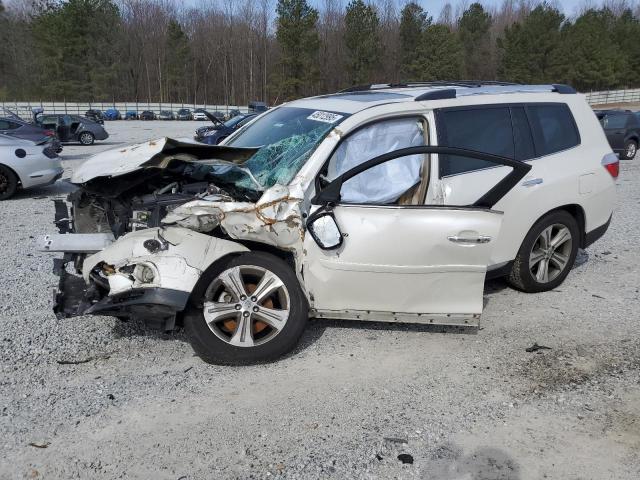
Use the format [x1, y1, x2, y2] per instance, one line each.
[192, 109, 209, 121]
[0, 134, 63, 200]
[41, 82, 616, 364]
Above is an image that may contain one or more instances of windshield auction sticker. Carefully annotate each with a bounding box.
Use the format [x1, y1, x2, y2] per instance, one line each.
[307, 111, 344, 124]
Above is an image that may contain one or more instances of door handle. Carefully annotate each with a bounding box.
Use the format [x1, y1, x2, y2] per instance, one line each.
[521, 178, 543, 187]
[448, 235, 492, 244]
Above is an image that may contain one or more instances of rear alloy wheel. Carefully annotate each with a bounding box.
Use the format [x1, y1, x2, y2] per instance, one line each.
[0, 165, 19, 200]
[621, 140, 637, 160]
[507, 211, 579, 293]
[79, 131, 95, 145]
[184, 252, 308, 364]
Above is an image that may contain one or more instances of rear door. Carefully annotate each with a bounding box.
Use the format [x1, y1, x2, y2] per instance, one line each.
[601, 113, 627, 151]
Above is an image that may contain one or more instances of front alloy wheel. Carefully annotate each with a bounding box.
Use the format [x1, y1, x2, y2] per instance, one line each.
[203, 265, 290, 348]
[184, 252, 308, 364]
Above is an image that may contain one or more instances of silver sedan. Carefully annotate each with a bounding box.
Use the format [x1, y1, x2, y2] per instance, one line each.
[0, 134, 63, 200]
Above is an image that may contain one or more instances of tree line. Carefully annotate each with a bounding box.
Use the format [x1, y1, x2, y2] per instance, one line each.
[1, 0, 639, 106]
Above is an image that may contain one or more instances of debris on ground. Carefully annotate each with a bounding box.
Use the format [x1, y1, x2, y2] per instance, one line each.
[526, 343, 552, 353]
[397, 453, 414, 464]
[56, 352, 113, 365]
[28, 442, 50, 449]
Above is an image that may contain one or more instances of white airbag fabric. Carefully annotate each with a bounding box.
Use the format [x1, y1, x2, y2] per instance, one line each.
[328, 118, 424, 204]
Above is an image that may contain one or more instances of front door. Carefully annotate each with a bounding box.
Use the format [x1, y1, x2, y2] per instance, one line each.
[303, 145, 530, 324]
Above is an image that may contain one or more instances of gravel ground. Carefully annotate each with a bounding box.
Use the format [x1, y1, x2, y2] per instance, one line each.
[1, 121, 639, 479]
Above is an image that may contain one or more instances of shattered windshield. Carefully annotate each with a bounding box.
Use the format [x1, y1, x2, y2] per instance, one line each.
[219, 106, 349, 192]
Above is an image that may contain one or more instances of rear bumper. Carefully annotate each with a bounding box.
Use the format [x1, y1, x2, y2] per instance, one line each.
[584, 215, 611, 249]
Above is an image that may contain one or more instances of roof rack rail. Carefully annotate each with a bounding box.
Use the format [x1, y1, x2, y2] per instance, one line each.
[339, 80, 520, 93]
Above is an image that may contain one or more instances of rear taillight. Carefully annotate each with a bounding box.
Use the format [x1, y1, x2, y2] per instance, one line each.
[44, 130, 55, 137]
[602, 153, 619, 179]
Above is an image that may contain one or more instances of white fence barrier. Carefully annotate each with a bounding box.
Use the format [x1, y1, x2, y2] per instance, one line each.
[585, 89, 640, 105]
[0, 101, 250, 120]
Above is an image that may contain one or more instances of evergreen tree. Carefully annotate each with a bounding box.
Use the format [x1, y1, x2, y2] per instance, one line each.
[165, 19, 192, 102]
[344, 0, 381, 85]
[497, 4, 565, 84]
[611, 9, 640, 87]
[557, 9, 624, 91]
[274, 0, 320, 101]
[418, 24, 463, 81]
[399, 2, 430, 80]
[458, 3, 494, 79]
[31, 0, 122, 101]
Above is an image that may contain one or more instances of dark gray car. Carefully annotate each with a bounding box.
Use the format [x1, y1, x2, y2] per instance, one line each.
[595, 109, 640, 160]
[35, 114, 109, 145]
[0, 117, 63, 153]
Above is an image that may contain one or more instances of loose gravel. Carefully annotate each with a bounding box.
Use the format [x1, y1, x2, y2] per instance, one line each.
[1, 121, 639, 479]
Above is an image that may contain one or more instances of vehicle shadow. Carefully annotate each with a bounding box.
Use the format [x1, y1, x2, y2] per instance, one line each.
[420, 443, 521, 479]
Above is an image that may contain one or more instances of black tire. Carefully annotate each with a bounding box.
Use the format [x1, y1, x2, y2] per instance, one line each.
[507, 210, 579, 293]
[621, 139, 637, 160]
[79, 131, 95, 145]
[184, 252, 309, 365]
[0, 165, 19, 200]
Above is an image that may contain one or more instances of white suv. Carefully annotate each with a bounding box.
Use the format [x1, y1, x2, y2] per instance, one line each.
[41, 82, 616, 364]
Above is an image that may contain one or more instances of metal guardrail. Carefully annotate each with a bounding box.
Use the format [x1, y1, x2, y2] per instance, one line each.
[0, 101, 250, 120]
[584, 89, 640, 105]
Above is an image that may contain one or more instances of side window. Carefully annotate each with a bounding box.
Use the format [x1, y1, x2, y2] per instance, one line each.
[327, 117, 427, 205]
[437, 107, 514, 177]
[0, 120, 12, 130]
[602, 115, 626, 129]
[526, 104, 580, 156]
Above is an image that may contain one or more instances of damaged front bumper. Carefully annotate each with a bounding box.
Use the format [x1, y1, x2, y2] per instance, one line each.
[42, 200, 250, 328]
[52, 255, 190, 330]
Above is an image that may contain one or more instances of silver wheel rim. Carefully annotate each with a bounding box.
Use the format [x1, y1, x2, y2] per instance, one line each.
[81, 133, 92, 144]
[627, 142, 636, 158]
[529, 223, 573, 283]
[203, 265, 290, 348]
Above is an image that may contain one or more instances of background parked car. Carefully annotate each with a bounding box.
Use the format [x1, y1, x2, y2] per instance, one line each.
[84, 109, 105, 124]
[125, 111, 138, 120]
[595, 109, 639, 159]
[177, 108, 192, 120]
[0, 134, 63, 200]
[195, 113, 257, 145]
[0, 116, 62, 153]
[192, 109, 209, 121]
[248, 101, 268, 113]
[104, 108, 122, 120]
[140, 110, 156, 120]
[35, 114, 109, 145]
[159, 110, 175, 120]
[227, 109, 242, 119]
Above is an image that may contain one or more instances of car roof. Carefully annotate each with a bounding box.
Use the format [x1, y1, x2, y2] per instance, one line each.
[286, 83, 578, 114]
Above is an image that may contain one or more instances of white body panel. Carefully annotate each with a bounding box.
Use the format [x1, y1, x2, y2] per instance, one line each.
[303, 205, 503, 315]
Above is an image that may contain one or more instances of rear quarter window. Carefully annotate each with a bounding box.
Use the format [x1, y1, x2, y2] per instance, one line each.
[526, 104, 580, 156]
[436, 106, 515, 177]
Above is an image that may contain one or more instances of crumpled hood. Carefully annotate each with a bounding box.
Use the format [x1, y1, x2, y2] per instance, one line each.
[71, 137, 258, 184]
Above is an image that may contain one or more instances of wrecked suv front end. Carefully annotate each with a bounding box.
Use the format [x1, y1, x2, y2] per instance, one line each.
[41, 107, 347, 340]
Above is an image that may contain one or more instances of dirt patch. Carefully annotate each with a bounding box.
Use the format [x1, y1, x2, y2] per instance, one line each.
[518, 339, 640, 393]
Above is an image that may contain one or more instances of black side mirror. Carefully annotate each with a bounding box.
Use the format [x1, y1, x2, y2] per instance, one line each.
[307, 211, 343, 250]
